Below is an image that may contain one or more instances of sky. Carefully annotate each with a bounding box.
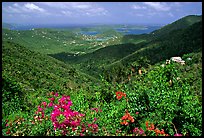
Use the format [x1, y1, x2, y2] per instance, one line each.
[2, 2, 202, 25]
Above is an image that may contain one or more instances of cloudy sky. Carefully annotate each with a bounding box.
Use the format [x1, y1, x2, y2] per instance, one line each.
[2, 2, 202, 25]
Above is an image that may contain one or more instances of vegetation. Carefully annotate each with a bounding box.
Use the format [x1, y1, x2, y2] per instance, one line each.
[2, 15, 202, 136]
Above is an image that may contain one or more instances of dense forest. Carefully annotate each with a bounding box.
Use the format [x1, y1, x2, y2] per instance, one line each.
[2, 15, 202, 136]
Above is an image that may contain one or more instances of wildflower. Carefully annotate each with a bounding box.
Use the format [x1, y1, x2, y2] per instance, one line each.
[38, 107, 43, 112]
[5, 124, 9, 127]
[136, 112, 139, 115]
[120, 120, 129, 125]
[51, 91, 55, 95]
[80, 133, 85, 136]
[133, 127, 139, 133]
[146, 121, 149, 129]
[121, 110, 134, 125]
[116, 91, 126, 100]
[150, 123, 155, 130]
[154, 128, 160, 136]
[160, 129, 165, 135]
[6, 129, 11, 134]
[139, 128, 144, 135]
[49, 97, 55, 102]
[55, 92, 58, 97]
[146, 121, 155, 131]
[91, 108, 98, 113]
[48, 102, 53, 107]
[174, 133, 182, 136]
[42, 101, 47, 108]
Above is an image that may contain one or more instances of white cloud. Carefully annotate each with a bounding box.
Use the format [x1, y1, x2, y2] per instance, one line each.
[3, 2, 46, 14]
[39, 2, 109, 17]
[143, 2, 170, 11]
[132, 5, 147, 10]
[24, 3, 45, 12]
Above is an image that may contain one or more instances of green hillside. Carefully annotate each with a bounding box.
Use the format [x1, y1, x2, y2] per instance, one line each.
[150, 15, 202, 38]
[102, 20, 202, 82]
[2, 27, 122, 55]
[50, 16, 202, 81]
[2, 15, 202, 136]
[49, 42, 149, 77]
[2, 40, 99, 115]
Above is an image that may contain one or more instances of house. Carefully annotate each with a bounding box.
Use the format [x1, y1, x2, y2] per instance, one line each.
[170, 57, 185, 65]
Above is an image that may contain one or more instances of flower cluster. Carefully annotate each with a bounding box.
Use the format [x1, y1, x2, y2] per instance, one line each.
[50, 95, 85, 132]
[133, 127, 146, 136]
[87, 118, 99, 134]
[120, 110, 134, 125]
[145, 121, 169, 136]
[116, 91, 126, 100]
[34, 92, 99, 136]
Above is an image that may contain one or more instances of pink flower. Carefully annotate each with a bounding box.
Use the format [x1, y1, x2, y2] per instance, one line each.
[80, 133, 85, 136]
[133, 127, 139, 133]
[49, 97, 55, 102]
[42, 102, 47, 108]
[139, 128, 144, 134]
[48, 102, 53, 107]
[174, 133, 182, 136]
[136, 112, 139, 115]
[91, 108, 98, 113]
[6, 124, 9, 127]
[55, 93, 58, 97]
[38, 107, 43, 112]
[41, 112, 45, 118]
[94, 118, 97, 121]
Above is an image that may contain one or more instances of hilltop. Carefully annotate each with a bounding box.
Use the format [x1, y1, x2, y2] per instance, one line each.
[150, 15, 202, 38]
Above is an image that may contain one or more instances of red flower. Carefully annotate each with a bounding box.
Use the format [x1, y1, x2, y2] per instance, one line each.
[51, 91, 55, 95]
[116, 91, 126, 100]
[120, 110, 134, 125]
[6, 129, 11, 134]
[160, 129, 165, 135]
[49, 97, 55, 102]
[145, 121, 149, 129]
[154, 128, 160, 136]
[120, 120, 128, 125]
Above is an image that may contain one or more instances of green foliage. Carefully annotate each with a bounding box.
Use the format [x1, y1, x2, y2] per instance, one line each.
[2, 15, 202, 136]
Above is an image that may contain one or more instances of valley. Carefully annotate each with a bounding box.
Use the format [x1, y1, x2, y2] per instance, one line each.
[2, 15, 202, 136]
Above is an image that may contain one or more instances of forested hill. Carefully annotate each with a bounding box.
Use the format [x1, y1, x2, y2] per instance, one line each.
[150, 15, 202, 38]
[2, 41, 99, 97]
[101, 20, 202, 82]
[50, 16, 202, 80]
